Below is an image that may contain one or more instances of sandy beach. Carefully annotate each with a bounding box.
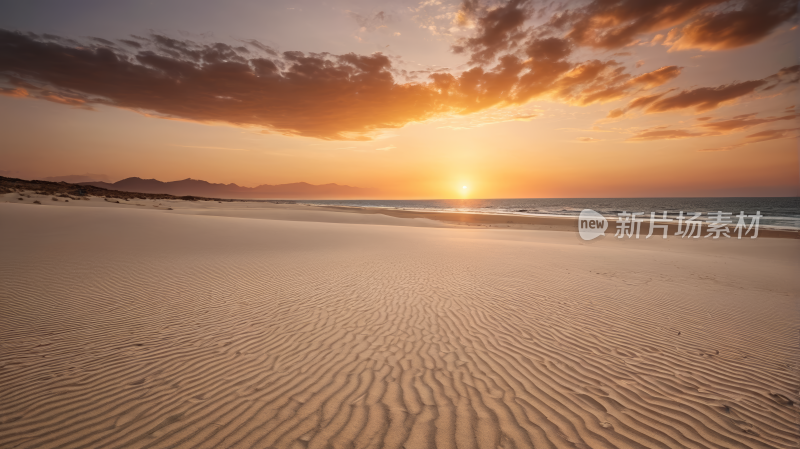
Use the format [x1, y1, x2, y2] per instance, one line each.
[1, 197, 798, 449]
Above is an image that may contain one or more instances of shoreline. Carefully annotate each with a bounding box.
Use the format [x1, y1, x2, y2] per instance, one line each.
[3, 189, 798, 239]
[311, 204, 800, 239]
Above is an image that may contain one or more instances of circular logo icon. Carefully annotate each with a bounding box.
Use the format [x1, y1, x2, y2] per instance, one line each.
[578, 209, 608, 240]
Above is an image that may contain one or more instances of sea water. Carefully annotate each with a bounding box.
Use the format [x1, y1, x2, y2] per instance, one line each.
[300, 197, 800, 229]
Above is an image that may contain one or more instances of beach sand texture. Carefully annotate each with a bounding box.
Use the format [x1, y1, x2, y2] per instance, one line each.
[0, 202, 798, 448]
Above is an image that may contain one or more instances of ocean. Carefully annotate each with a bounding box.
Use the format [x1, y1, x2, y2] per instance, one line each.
[300, 197, 800, 229]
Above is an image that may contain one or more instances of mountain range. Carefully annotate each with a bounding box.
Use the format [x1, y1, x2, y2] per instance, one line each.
[78, 177, 376, 199]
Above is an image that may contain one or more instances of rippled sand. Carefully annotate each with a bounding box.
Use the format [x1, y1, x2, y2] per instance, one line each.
[1, 202, 798, 448]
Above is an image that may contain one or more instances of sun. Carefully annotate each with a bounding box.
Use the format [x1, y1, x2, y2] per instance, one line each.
[462, 186, 467, 189]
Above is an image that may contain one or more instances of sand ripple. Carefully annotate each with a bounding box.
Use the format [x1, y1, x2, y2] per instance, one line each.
[0, 206, 798, 448]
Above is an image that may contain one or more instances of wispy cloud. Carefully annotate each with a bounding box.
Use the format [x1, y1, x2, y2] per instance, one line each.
[172, 145, 251, 151]
[628, 128, 710, 142]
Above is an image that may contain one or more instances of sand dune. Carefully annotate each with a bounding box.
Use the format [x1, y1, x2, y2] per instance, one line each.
[0, 203, 798, 448]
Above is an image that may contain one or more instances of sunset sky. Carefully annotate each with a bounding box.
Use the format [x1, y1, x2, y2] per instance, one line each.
[1, 0, 798, 198]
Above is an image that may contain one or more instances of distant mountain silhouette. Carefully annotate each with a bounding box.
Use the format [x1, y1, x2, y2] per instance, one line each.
[78, 177, 376, 199]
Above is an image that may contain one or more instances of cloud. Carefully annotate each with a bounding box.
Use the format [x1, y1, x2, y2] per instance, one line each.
[744, 126, 800, 143]
[452, 0, 531, 65]
[455, 0, 480, 27]
[549, 0, 798, 51]
[645, 80, 767, 112]
[697, 126, 800, 151]
[375, 146, 395, 151]
[0, 86, 28, 98]
[762, 64, 800, 89]
[350, 11, 390, 32]
[0, 24, 792, 141]
[633, 109, 800, 148]
[2, 28, 693, 140]
[172, 145, 251, 151]
[119, 39, 143, 49]
[627, 128, 709, 141]
[668, 0, 798, 51]
[609, 65, 798, 118]
[617, 92, 670, 115]
[0, 30, 448, 140]
[699, 112, 797, 131]
[437, 108, 539, 129]
[552, 0, 723, 49]
[593, 66, 683, 114]
[649, 34, 665, 45]
[629, 109, 800, 142]
[697, 144, 743, 152]
[628, 66, 682, 89]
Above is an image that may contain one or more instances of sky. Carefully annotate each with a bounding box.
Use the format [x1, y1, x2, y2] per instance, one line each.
[0, 0, 798, 199]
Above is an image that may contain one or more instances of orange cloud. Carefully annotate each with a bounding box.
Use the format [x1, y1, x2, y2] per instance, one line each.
[455, 0, 480, 27]
[555, 0, 721, 49]
[645, 80, 767, 112]
[697, 144, 742, 152]
[0, 30, 450, 140]
[549, 0, 797, 51]
[609, 64, 798, 119]
[452, 0, 530, 65]
[744, 127, 800, 143]
[700, 113, 798, 131]
[631, 110, 799, 142]
[1, 7, 794, 142]
[668, 0, 798, 51]
[627, 66, 682, 89]
[697, 125, 800, 151]
[0, 86, 27, 97]
[0, 28, 692, 140]
[627, 128, 710, 141]
[606, 92, 668, 117]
